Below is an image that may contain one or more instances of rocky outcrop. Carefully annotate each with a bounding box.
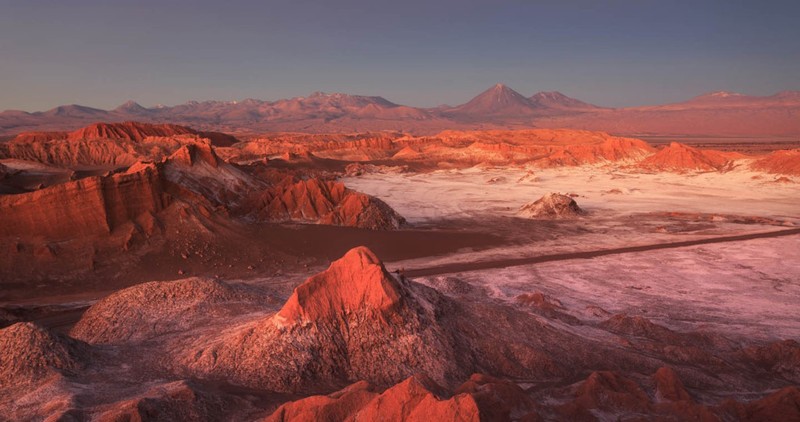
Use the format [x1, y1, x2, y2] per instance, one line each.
[246, 178, 405, 230]
[454, 374, 537, 420]
[96, 380, 246, 422]
[653, 367, 693, 402]
[1, 122, 235, 167]
[0, 163, 167, 239]
[0, 322, 89, 387]
[184, 246, 463, 392]
[66, 122, 196, 142]
[640, 142, 739, 172]
[518, 193, 584, 219]
[71, 278, 261, 344]
[740, 339, 800, 382]
[750, 148, 800, 176]
[266, 376, 480, 422]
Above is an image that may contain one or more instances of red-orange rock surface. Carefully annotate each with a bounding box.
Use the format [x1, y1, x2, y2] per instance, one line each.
[184, 246, 463, 392]
[65, 122, 196, 142]
[653, 367, 693, 402]
[640, 142, 739, 172]
[246, 178, 405, 230]
[0, 164, 167, 239]
[277, 247, 404, 324]
[750, 148, 800, 176]
[266, 376, 480, 422]
[0, 122, 236, 167]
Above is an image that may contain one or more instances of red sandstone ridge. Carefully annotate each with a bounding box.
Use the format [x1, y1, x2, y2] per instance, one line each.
[0, 163, 167, 239]
[277, 247, 403, 324]
[1, 122, 238, 167]
[66, 122, 196, 142]
[750, 149, 800, 176]
[244, 177, 405, 230]
[639, 142, 740, 172]
[266, 376, 480, 422]
[183, 246, 464, 392]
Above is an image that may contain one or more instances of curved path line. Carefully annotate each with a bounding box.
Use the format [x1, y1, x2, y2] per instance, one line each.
[404, 228, 800, 278]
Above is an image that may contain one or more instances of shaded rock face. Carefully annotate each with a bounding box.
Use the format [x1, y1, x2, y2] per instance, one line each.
[184, 246, 463, 393]
[0, 322, 89, 387]
[653, 367, 692, 402]
[741, 339, 800, 383]
[71, 277, 261, 345]
[518, 193, 583, 219]
[96, 380, 243, 422]
[266, 376, 480, 422]
[245, 178, 405, 230]
[640, 142, 737, 172]
[454, 374, 537, 421]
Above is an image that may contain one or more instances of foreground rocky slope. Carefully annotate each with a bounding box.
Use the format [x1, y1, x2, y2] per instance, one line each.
[1, 246, 798, 420]
[182, 246, 465, 392]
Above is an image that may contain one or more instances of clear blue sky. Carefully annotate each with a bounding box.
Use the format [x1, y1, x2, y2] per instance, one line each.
[2, 0, 799, 111]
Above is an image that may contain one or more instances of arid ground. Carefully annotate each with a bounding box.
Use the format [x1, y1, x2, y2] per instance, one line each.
[1, 122, 799, 421]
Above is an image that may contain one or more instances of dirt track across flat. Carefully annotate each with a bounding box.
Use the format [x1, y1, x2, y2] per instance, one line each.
[404, 227, 800, 277]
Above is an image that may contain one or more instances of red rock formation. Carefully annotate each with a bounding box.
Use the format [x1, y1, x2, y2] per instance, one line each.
[392, 146, 422, 159]
[558, 371, 652, 419]
[455, 374, 537, 420]
[640, 142, 739, 172]
[184, 246, 463, 392]
[518, 193, 584, 219]
[741, 339, 800, 382]
[246, 178, 405, 230]
[1, 122, 237, 166]
[66, 122, 195, 142]
[9, 131, 69, 143]
[267, 376, 480, 422]
[166, 142, 222, 168]
[0, 164, 168, 239]
[96, 380, 247, 422]
[71, 278, 261, 344]
[653, 367, 693, 402]
[277, 247, 404, 324]
[718, 387, 800, 421]
[750, 149, 800, 176]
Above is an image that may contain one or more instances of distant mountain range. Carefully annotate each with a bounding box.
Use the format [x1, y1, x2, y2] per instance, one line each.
[2, 84, 799, 137]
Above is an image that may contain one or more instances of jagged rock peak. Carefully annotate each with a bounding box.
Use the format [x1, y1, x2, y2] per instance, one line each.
[276, 246, 404, 324]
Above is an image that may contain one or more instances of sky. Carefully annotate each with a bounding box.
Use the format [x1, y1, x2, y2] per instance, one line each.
[1, 0, 799, 111]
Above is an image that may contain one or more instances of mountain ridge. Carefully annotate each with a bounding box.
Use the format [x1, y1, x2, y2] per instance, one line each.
[2, 85, 799, 137]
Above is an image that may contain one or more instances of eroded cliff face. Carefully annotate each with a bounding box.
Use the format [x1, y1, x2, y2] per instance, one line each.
[242, 177, 405, 230]
[0, 165, 167, 240]
[0, 122, 225, 167]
